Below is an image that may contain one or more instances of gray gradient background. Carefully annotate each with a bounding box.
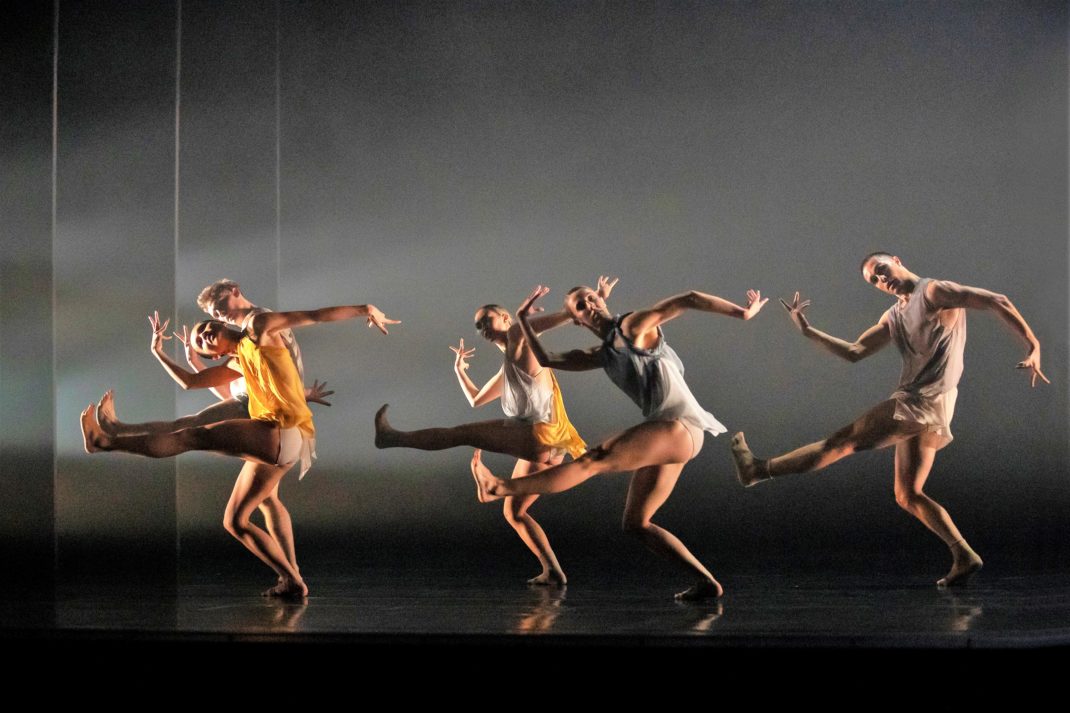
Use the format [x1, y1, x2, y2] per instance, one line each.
[2, 1, 1066, 582]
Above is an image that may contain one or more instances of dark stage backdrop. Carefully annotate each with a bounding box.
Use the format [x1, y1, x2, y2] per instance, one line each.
[3, 1, 1066, 581]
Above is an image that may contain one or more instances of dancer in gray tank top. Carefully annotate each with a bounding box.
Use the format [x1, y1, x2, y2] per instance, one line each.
[731, 252, 1049, 587]
[471, 282, 768, 600]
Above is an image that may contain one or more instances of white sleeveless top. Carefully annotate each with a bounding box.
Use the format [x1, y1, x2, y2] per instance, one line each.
[600, 315, 727, 436]
[500, 361, 553, 424]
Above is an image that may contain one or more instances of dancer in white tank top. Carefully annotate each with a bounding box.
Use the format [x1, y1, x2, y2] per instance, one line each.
[731, 252, 1049, 587]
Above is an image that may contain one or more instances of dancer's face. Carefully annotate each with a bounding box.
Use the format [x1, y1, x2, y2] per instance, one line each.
[564, 288, 605, 328]
[190, 320, 234, 358]
[207, 287, 243, 325]
[474, 308, 510, 342]
[861, 255, 910, 297]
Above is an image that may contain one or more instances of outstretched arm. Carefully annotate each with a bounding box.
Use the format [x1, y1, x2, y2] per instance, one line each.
[450, 339, 504, 407]
[624, 289, 767, 336]
[148, 312, 241, 390]
[516, 286, 603, 371]
[253, 304, 400, 338]
[927, 280, 1049, 386]
[781, 292, 891, 363]
[522, 310, 572, 335]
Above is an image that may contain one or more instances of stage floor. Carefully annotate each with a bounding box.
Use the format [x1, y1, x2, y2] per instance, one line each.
[5, 569, 1069, 649]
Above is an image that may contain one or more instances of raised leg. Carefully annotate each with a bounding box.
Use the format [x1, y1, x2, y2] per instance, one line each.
[223, 460, 307, 598]
[98, 389, 247, 435]
[622, 463, 723, 600]
[82, 397, 279, 464]
[375, 404, 551, 462]
[471, 420, 693, 501]
[893, 436, 982, 587]
[731, 400, 925, 486]
[503, 457, 567, 586]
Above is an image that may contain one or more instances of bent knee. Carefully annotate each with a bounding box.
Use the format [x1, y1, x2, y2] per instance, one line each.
[621, 517, 650, 536]
[223, 512, 250, 537]
[502, 502, 528, 526]
[578, 445, 620, 472]
[823, 434, 862, 458]
[894, 489, 924, 511]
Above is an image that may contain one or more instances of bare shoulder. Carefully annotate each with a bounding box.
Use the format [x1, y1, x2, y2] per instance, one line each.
[249, 311, 271, 337]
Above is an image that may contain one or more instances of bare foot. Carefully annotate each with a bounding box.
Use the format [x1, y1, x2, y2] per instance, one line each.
[528, 570, 567, 587]
[470, 449, 505, 503]
[937, 542, 983, 587]
[374, 404, 398, 448]
[264, 577, 308, 600]
[674, 578, 724, 601]
[731, 432, 769, 488]
[80, 404, 111, 453]
[96, 390, 121, 435]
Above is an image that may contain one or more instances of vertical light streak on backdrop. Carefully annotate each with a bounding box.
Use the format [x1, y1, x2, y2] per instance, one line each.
[51, 0, 60, 570]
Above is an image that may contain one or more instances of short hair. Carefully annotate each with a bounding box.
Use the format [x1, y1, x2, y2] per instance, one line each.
[196, 279, 240, 313]
[859, 251, 895, 274]
[566, 286, 589, 297]
[476, 304, 509, 317]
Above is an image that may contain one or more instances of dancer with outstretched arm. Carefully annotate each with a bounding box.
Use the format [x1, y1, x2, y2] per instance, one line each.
[470, 283, 767, 599]
[731, 252, 1049, 587]
[81, 303, 399, 598]
[375, 279, 617, 585]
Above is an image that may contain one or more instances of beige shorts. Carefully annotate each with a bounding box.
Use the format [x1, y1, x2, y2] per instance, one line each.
[276, 426, 316, 479]
[679, 420, 705, 460]
[892, 387, 958, 450]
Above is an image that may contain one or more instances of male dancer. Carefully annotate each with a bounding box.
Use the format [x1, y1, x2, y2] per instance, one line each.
[731, 252, 1049, 586]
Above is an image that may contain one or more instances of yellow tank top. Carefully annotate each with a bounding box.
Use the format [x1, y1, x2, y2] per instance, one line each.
[236, 336, 314, 439]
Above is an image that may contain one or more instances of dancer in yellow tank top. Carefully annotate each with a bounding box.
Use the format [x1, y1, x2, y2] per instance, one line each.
[81, 302, 400, 599]
[373, 278, 615, 586]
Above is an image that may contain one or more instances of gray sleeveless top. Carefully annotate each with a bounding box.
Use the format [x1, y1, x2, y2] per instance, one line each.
[600, 315, 726, 435]
[886, 278, 966, 400]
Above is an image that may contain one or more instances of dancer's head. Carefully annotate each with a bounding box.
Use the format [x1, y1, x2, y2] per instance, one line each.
[189, 319, 240, 358]
[860, 252, 913, 297]
[474, 304, 511, 343]
[197, 279, 254, 325]
[564, 286, 608, 329]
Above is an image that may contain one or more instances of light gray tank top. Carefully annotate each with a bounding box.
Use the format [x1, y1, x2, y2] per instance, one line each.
[500, 361, 553, 424]
[600, 315, 726, 435]
[886, 278, 966, 399]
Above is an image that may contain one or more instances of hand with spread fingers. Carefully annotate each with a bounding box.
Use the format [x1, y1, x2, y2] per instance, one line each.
[779, 291, 811, 332]
[148, 311, 172, 353]
[450, 338, 476, 373]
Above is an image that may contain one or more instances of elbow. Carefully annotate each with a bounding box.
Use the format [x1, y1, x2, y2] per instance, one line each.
[845, 347, 865, 363]
[991, 293, 1011, 310]
[534, 354, 552, 368]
